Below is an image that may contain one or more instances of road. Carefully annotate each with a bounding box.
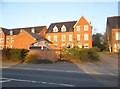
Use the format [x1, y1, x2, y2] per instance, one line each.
[1, 53, 119, 87]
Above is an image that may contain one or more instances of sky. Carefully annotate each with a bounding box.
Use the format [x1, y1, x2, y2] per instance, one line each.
[0, 1, 119, 34]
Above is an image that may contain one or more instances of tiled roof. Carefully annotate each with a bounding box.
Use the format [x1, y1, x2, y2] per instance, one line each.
[46, 21, 77, 33]
[28, 32, 52, 43]
[1, 26, 46, 35]
[107, 16, 120, 30]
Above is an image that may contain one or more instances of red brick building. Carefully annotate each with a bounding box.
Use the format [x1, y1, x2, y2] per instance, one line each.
[0, 26, 48, 50]
[45, 16, 92, 50]
[106, 16, 120, 53]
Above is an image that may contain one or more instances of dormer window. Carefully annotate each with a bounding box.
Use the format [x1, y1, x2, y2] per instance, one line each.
[61, 25, 66, 32]
[10, 30, 13, 35]
[53, 26, 58, 32]
[31, 28, 35, 33]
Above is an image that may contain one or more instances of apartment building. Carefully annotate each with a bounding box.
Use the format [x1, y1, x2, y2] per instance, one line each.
[0, 26, 50, 50]
[106, 16, 120, 53]
[45, 16, 92, 50]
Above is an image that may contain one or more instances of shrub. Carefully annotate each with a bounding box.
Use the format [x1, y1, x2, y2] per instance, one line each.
[2, 48, 29, 62]
[25, 54, 53, 64]
[87, 48, 100, 61]
[61, 47, 100, 63]
[92, 47, 100, 52]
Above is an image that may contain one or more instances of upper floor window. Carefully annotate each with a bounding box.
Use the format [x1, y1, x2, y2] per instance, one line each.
[31, 28, 35, 33]
[53, 35, 57, 42]
[84, 25, 88, 31]
[69, 35, 72, 41]
[84, 34, 88, 40]
[116, 32, 120, 40]
[77, 34, 80, 41]
[10, 38, 14, 43]
[47, 36, 51, 41]
[10, 30, 13, 35]
[53, 26, 58, 32]
[62, 35, 66, 42]
[0, 38, 3, 43]
[77, 26, 80, 31]
[61, 25, 66, 32]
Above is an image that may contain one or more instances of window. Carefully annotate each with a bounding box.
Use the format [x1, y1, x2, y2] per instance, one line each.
[10, 30, 13, 35]
[47, 36, 51, 41]
[53, 35, 57, 42]
[31, 28, 35, 33]
[84, 34, 88, 40]
[7, 38, 10, 42]
[116, 32, 120, 40]
[62, 35, 66, 42]
[0, 38, 3, 43]
[77, 34, 80, 41]
[0, 45, 3, 50]
[84, 25, 88, 31]
[61, 25, 66, 32]
[69, 35, 72, 41]
[78, 42, 82, 48]
[11, 38, 14, 43]
[114, 44, 117, 48]
[62, 44, 66, 46]
[77, 26, 80, 31]
[53, 26, 58, 32]
[84, 43, 89, 48]
[10, 45, 13, 48]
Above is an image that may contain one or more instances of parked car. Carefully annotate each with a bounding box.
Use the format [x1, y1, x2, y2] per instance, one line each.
[29, 45, 51, 50]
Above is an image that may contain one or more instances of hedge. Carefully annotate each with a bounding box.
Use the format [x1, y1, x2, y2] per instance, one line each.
[2, 48, 29, 62]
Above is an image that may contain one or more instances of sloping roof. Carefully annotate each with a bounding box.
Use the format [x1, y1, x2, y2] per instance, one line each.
[107, 16, 120, 30]
[0, 28, 9, 35]
[21, 26, 46, 34]
[28, 32, 52, 44]
[46, 21, 77, 33]
[1, 26, 46, 35]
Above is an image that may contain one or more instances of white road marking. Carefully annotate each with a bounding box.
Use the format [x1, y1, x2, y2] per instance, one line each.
[1, 77, 75, 87]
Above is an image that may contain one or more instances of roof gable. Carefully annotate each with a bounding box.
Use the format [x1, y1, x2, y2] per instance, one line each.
[74, 16, 91, 28]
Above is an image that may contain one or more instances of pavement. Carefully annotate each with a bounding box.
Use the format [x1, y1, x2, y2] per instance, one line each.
[1, 53, 119, 87]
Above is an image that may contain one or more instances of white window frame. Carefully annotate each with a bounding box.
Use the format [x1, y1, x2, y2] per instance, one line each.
[11, 38, 14, 43]
[77, 34, 80, 41]
[62, 44, 66, 46]
[84, 25, 88, 31]
[31, 28, 35, 33]
[84, 43, 89, 48]
[116, 32, 120, 40]
[84, 34, 88, 40]
[62, 35, 66, 42]
[77, 26, 80, 31]
[10, 30, 13, 35]
[61, 25, 66, 32]
[10, 45, 13, 48]
[114, 44, 117, 48]
[47, 36, 51, 41]
[53, 35, 57, 42]
[69, 35, 72, 41]
[0, 45, 3, 50]
[0, 38, 3, 43]
[53, 26, 58, 32]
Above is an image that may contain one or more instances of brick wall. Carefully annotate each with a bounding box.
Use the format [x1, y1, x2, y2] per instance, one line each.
[28, 50, 58, 62]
